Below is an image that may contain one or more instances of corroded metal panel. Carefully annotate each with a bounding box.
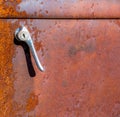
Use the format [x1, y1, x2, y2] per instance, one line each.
[0, 0, 120, 18]
[0, 20, 120, 116]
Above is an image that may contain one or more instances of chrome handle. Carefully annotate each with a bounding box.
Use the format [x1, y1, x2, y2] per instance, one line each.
[15, 26, 44, 72]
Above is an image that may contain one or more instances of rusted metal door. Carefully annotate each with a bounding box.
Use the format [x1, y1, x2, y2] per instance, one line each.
[0, 1, 120, 117]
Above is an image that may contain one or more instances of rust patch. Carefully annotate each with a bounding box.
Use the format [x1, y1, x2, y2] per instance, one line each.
[0, 20, 15, 116]
[0, 0, 27, 18]
[26, 93, 38, 112]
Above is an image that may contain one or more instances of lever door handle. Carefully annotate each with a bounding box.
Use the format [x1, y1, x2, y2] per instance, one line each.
[15, 26, 44, 72]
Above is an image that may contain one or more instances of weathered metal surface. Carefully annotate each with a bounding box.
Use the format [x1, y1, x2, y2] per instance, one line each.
[0, 20, 15, 117]
[0, 0, 120, 18]
[0, 19, 120, 116]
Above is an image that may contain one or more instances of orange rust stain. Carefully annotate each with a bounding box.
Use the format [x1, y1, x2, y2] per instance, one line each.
[35, 41, 44, 54]
[0, 20, 15, 116]
[0, 0, 27, 18]
[26, 93, 38, 112]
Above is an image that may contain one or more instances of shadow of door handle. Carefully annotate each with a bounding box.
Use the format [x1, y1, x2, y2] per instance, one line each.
[15, 26, 44, 72]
